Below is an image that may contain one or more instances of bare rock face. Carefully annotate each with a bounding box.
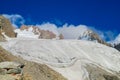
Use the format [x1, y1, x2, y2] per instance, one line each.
[0, 61, 24, 80]
[0, 16, 16, 38]
[39, 29, 56, 39]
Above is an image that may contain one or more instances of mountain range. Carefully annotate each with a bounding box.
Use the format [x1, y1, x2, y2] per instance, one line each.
[0, 15, 120, 80]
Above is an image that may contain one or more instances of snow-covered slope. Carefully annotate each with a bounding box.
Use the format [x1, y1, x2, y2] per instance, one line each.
[0, 38, 120, 80]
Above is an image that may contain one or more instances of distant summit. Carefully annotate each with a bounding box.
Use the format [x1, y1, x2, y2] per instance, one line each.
[78, 29, 110, 46]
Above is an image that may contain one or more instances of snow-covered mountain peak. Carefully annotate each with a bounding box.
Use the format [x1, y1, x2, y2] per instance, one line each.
[79, 29, 101, 41]
[77, 29, 111, 46]
[14, 25, 63, 39]
[14, 26, 40, 39]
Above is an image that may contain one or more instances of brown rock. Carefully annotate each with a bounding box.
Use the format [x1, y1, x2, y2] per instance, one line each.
[0, 15, 16, 38]
[39, 30, 56, 39]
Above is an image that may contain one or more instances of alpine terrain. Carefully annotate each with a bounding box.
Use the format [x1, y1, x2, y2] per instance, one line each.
[0, 15, 120, 80]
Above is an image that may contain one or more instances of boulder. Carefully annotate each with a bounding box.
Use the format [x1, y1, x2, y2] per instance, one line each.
[0, 61, 24, 69]
[0, 61, 24, 80]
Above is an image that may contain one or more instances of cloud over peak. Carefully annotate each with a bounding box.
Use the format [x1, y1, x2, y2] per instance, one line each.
[58, 24, 88, 39]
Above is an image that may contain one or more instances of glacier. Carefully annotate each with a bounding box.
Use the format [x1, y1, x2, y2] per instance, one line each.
[0, 38, 120, 80]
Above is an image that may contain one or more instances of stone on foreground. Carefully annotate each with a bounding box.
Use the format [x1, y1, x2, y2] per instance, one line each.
[0, 61, 24, 80]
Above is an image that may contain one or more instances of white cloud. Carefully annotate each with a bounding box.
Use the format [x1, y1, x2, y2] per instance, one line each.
[2, 14, 25, 28]
[105, 31, 115, 41]
[109, 34, 120, 45]
[115, 34, 120, 42]
[58, 24, 88, 39]
[36, 23, 89, 39]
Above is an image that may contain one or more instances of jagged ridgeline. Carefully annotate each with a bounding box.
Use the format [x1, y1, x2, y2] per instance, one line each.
[0, 15, 16, 41]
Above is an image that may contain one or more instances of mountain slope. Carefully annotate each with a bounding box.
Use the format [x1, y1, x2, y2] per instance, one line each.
[0, 15, 16, 41]
[0, 45, 67, 80]
[0, 16, 16, 38]
[0, 38, 120, 80]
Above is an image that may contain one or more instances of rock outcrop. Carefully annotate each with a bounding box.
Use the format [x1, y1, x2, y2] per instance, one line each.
[0, 61, 24, 80]
[39, 29, 56, 39]
[0, 16, 16, 38]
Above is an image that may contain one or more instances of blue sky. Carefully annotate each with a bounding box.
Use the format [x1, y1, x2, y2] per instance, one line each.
[0, 0, 120, 40]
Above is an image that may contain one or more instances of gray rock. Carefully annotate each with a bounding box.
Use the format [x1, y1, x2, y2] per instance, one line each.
[0, 61, 24, 80]
[6, 68, 21, 74]
[0, 61, 24, 69]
